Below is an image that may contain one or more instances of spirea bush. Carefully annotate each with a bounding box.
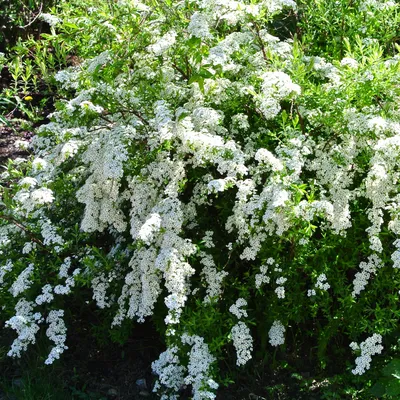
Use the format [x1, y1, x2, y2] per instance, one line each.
[2, 0, 400, 398]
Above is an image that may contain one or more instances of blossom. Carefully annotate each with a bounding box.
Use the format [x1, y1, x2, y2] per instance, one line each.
[229, 298, 248, 319]
[269, 320, 285, 346]
[351, 334, 383, 375]
[40, 13, 61, 26]
[231, 322, 253, 366]
[188, 12, 212, 39]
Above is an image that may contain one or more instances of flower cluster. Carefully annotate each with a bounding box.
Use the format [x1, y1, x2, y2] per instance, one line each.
[350, 334, 383, 375]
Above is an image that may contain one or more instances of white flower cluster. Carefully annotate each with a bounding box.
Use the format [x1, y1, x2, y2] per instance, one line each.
[138, 213, 162, 245]
[257, 71, 301, 120]
[275, 276, 287, 299]
[315, 273, 330, 291]
[152, 346, 185, 395]
[263, 0, 297, 14]
[350, 334, 383, 375]
[255, 264, 270, 289]
[181, 333, 218, 400]
[148, 31, 177, 56]
[268, 320, 285, 346]
[5, 299, 43, 358]
[200, 252, 228, 303]
[352, 254, 383, 297]
[22, 241, 37, 254]
[188, 12, 212, 39]
[92, 272, 116, 309]
[76, 129, 128, 233]
[45, 310, 68, 364]
[231, 321, 253, 366]
[54, 266, 80, 296]
[40, 219, 64, 249]
[10, 264, 35, 297]
[14, 187, 54, 214]
[87, 50, 112, 73]
[40, 12, 61, 27]
[153, 334, 218, 400]
[35, 284, 54, 305]
[359, 0, 397, 11]
[229, 298, 248, 319]
[0, 260, 13, 286]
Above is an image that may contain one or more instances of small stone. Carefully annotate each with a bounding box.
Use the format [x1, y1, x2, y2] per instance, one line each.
[107, 388, 118, 397]
[12, 378, 23, 388]
[136, 378, 147, 389]
[139, 390, 150, 397]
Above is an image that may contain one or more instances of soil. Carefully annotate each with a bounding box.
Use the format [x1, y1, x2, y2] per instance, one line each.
[0, 125, 32, 165]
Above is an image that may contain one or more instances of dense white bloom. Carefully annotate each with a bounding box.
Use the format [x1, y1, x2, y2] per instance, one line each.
[138, 213, 162, 244]
[351, 334, 383, 375]
[229, 298, 248, 319]
[188, 12, 212, 39]
[269, 320, 285, 346]
[202, 231, 215, 248]
[32, 157, 48, 171]
[6, 299, 42, 358]
[181, 334, 218, 400]
[92, 272, 115, 309]
[87, 50, 112, 72]
[31, 188, 54, 205]
[19, 177, 37, 188]
[148, 31, 177, 56]
[263, 0, 297, 14]
[352, 254, 383, 297]
[200, 252, 228, 303]
[152, 346, 185, 393]
[10, 264, 35, 297]
[231, 322, 253, 366]
[35, 284, 54, 305]
[255, 148, 284, 171]
[41, 219, 64, 247]
[45, 310, 68, 364]
[341, 57, 359, 69]
[0, 260, 13, 286]
[40, 13, 61, 26]
[275, 286, 285, 299]
[257, 71, 300, 120]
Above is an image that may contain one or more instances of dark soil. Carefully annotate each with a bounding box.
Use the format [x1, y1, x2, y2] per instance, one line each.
[0, 125, 32, 165]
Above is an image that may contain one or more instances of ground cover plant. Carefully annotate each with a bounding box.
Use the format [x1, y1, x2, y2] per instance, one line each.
[2, 0, 400, 398]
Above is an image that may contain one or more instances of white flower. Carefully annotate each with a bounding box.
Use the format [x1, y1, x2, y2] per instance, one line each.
[138, 213, 162, 244]
[32, 157, 48, 171]
[14, 140, 30, 150]
[229, 298, 248, 319]
[269, 320, 285, 346]
[45, 310, 68, 364]
[231, 322, 253, 366]
[188, 12, 212, 39]
[148, 31, 177, 56]
[341, 57, 359, 69]
[9, 264, 35, 297]
[351, 334, 383, 375]
[40, 13, 61, 27]
[31, 188, 54, 205]
[19, 177, 37, 188]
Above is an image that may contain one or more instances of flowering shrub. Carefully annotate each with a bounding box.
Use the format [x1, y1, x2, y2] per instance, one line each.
[2, 0, 400, 398]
